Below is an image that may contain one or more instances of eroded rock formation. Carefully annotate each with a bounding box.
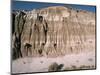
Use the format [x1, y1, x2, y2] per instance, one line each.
[12, 6, 95, 58]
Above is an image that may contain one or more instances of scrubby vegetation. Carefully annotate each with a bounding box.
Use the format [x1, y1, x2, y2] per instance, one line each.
[48, 62, 64, 72]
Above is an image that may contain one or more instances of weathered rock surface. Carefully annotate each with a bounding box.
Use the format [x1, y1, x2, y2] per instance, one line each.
[12, 6, 95, 58]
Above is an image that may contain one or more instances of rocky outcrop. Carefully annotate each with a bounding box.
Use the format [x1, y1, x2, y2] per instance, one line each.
[12, 6, 95, 58]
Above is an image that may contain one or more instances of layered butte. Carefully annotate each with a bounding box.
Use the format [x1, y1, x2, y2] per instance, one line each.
[12, 6, 96, 57]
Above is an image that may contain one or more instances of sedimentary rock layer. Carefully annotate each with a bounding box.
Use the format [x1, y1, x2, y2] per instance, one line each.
[12, 6, 95, 57]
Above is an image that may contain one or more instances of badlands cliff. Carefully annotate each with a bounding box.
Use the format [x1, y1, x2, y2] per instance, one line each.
[12, 6, 95, 59]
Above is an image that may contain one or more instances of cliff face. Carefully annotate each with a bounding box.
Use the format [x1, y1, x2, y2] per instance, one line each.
[12, 6, 95, 58]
